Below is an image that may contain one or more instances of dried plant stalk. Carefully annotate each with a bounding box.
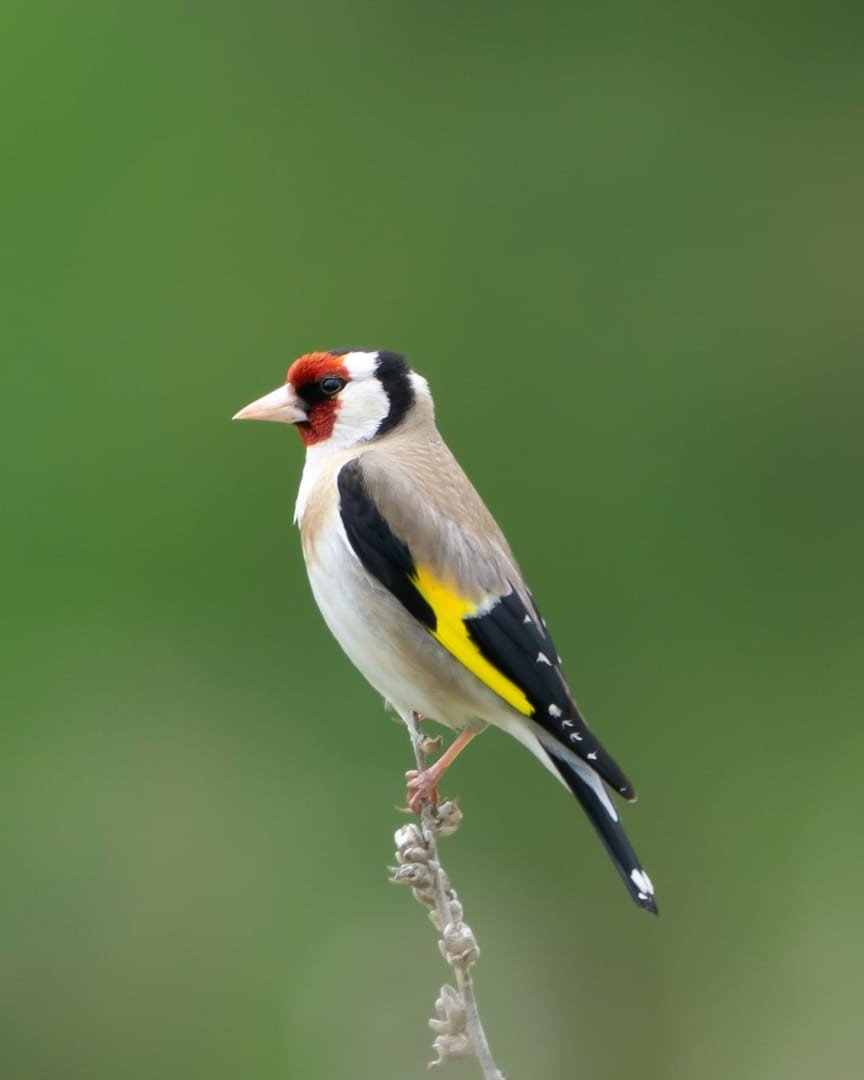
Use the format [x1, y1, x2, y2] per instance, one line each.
[389, 713, 506, 1078]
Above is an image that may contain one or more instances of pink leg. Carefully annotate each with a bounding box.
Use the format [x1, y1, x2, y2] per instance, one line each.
[406, 728, 478, 814]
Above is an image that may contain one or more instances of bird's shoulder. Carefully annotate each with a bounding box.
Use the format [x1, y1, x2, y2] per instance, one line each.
[344, 437, 522, 601]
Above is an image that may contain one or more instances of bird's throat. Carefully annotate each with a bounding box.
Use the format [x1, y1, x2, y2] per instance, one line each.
[296, 400, 340, 446]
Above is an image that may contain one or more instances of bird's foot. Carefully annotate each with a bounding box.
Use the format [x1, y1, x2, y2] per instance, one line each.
[405, 767, 442, 815]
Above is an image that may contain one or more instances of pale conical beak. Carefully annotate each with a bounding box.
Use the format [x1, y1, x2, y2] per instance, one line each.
[232, 383, 307, 424]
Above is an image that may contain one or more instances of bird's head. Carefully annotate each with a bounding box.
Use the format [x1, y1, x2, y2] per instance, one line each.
[233, 349, 426, 450]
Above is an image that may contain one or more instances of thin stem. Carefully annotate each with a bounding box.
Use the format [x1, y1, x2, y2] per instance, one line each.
[404, 713, 505, 1080]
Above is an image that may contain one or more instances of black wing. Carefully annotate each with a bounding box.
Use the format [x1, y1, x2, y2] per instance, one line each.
[465, 589, 635, 799]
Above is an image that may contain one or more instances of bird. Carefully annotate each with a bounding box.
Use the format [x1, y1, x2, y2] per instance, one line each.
[234, 349, 657, 913]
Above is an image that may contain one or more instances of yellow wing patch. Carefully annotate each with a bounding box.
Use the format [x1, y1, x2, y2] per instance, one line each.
[411, 565, 533, 716]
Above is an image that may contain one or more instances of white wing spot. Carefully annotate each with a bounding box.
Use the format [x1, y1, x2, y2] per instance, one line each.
[630, 869, 655, 896]
[523, 614, 533, 624]
[562, 719, 574, 728]
[569, 732, 583, 743]
[536, 652, 552, 666]
[557, 655, 563, 665]
[587, 751, 598, 761]
[548, 704, 562, 718]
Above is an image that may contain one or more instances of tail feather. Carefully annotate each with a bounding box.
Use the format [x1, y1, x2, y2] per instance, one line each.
[548, 750, 658, 914]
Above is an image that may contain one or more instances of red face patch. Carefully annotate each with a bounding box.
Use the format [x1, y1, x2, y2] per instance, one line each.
[286, 352, 350, 447]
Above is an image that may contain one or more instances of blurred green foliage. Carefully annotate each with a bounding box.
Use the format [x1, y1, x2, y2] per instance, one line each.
[3, 1, 863, 1077]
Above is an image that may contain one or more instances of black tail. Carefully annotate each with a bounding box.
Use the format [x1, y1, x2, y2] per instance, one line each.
[548, 750, 658, 914]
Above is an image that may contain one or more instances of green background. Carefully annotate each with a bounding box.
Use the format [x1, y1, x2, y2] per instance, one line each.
[4, 2, 863, 1077]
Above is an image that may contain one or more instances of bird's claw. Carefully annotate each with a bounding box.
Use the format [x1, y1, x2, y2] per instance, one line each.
[406, 768, 441, 815]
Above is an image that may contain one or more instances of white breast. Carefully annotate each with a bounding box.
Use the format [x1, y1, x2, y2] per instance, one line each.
[303, 504, 432, 716]
[294, 443, 332, 525]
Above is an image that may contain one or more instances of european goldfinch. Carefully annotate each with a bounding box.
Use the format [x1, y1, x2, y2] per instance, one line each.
[234, 350, 657, 913]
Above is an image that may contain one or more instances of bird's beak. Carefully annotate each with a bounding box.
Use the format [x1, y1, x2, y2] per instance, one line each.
[232, 383, 307, 424]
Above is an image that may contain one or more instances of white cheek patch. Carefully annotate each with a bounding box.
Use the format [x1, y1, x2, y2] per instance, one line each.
[332, 378, 390, 447]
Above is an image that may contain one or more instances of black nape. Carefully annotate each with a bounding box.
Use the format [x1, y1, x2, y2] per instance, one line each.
[375, 351, 415, 436]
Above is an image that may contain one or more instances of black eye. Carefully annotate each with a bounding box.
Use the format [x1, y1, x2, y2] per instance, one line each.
[319, 376, 345, 396]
